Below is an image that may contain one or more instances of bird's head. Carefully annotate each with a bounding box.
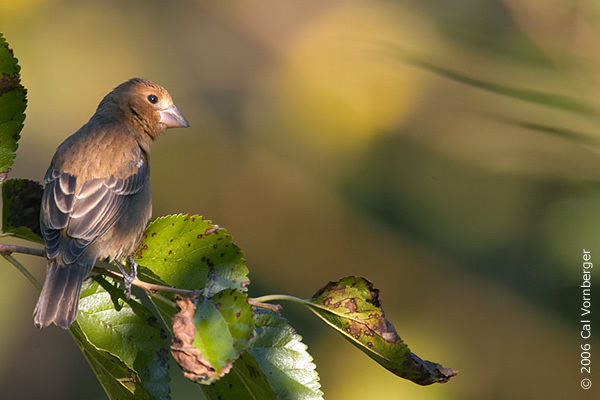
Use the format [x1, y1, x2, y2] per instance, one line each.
[99, 78, 189, 139]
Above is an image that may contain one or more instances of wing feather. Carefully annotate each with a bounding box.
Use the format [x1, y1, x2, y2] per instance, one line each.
[43, 172, 74, 230]
[41, 159, 147, 264]
[71, 180, 109, 218]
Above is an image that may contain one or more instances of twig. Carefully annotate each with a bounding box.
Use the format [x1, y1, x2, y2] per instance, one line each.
[248, 298, 283, 313]
[0, 243, 45, 257]
[94, 267, 202, 297]
[147, 291, 178, 309]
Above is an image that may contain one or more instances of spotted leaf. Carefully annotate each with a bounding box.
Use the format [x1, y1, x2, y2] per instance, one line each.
[307, 276, 457, 385]
[135, 214, 249, 296]
[0, 32, 26, 180]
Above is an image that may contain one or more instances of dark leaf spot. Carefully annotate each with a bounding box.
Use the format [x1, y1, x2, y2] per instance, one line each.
[246, 363, 260, 378]
[345, 298, 358, 313]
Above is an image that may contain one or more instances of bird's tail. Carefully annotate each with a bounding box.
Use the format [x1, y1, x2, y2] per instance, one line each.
[33, 259, 89, 329]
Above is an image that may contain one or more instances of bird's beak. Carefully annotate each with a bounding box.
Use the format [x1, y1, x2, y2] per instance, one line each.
[159, 105, 189, 128]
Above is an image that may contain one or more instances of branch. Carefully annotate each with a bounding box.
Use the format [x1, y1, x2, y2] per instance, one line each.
[1, 241, 279, 311]
[0, 242, 45, 257]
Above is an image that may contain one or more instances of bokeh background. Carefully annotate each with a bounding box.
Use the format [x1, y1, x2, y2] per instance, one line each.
[1, 0, 599, 398]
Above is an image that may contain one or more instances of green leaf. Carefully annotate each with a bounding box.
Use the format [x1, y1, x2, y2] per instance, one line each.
[307, 277, 457, 386]
[247, 309, 323, 400]
[202, 352, 278, 400]
[70, 322, 148, 400]
[135, 214, 249, 296]
[0, 32, 26, 179]
[171, 290, 254, 384]
[1, 178, 43, 243]
[76, 277, 171, 400]
[192, 290, 254, 382]
[0, 33, 21, 75]
[204, 309, 323, 400]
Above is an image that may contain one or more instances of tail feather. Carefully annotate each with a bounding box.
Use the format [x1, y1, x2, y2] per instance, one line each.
[33, 260, 88, 329]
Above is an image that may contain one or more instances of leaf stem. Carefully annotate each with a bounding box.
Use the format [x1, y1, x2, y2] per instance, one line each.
[250, 294, 308, 305]
[252, 292, 370, 325]
[147, 291, 178, 309]
[2, 254, 42, 290]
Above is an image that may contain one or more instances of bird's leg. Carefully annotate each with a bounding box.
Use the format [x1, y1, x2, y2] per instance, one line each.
[116, 257, 138, 299]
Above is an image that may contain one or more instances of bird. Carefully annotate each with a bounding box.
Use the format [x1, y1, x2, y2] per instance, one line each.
[34, 78, 189, 329]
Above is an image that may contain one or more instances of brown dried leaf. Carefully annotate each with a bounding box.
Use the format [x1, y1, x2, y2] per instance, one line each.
[170, 297, 215, 381]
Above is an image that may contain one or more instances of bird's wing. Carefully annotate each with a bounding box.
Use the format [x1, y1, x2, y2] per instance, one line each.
[41, 160, 147, 264]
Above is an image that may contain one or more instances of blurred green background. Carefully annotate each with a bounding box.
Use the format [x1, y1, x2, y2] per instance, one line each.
[1, 0, 599, 398]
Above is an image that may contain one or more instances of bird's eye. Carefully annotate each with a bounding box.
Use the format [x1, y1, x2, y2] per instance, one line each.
[147, 94, 158, 104]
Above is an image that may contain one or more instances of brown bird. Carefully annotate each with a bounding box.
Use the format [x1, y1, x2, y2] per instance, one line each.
[34, 78, 189, 329]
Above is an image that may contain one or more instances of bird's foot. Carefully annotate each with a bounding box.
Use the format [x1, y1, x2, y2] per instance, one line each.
[117, 257, 138, 299]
